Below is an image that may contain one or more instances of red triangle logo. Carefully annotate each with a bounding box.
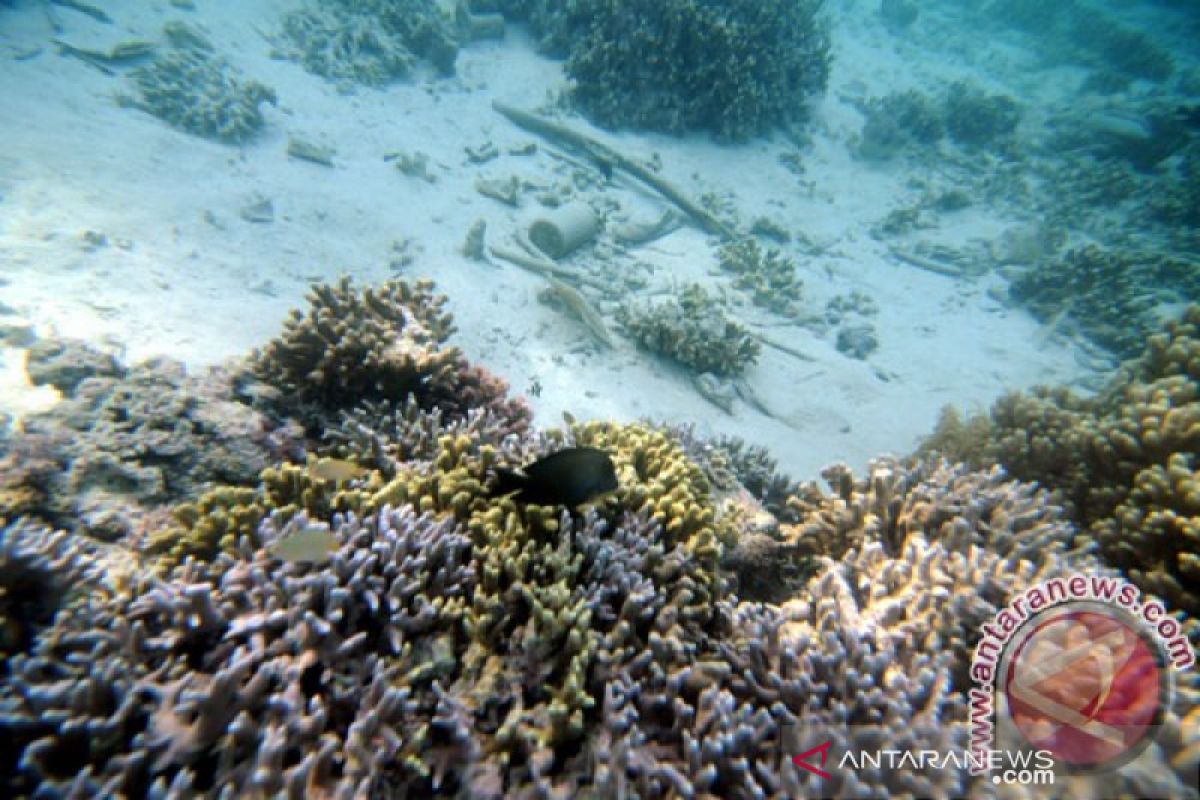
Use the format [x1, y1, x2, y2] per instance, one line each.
[792, 740, 832, 779]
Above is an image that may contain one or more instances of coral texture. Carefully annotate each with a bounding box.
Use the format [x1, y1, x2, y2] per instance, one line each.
[122, 46, 276, 142]
[717, 238, 804, 316]
[618, 284, 761, 376]
[9, 451, 1193, 798]
[0, 350, 272, 540]
[250, 276, 530, 434]
[565, 0, 830, 140]
[922, 305, 1200, 615]
[278, 0, 457, 88]
[1006, 245, 1194, 359]
[4, 280, 1196, 798]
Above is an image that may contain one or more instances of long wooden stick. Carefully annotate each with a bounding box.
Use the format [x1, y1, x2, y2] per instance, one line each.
[492, 101, 737, 241]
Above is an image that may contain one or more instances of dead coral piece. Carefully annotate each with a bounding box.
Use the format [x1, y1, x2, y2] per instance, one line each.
[5, 352, 272, 539]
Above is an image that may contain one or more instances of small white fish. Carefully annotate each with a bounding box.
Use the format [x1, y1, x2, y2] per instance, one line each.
[268, 527, 337, 564]
[308, 458, 367, 483]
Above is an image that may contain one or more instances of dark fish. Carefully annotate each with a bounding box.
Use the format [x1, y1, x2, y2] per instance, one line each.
[490, 446, 618, 508]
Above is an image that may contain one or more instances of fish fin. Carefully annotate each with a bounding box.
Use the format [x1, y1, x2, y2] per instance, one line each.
[574, 489, 619, 511]
[490, 467, 527, 498]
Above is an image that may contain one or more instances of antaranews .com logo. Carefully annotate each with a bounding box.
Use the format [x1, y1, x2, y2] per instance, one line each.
[970, 572, 1195, 782]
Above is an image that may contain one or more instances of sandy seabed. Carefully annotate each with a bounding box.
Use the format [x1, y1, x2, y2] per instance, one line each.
[0, 0, 1091, 481]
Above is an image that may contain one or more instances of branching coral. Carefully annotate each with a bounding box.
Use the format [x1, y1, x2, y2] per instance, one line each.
[942, 81, 1021, 149]
[4, 442, 1194, 797]
[250, 276, 530, 435]
[717, 237, 804, 316]
[618, 283, 761, 376]
[4, 275, 1196, 798]
[857, 89, 944, 160]
[565, 0, 830, 140]
[921, 305, 1200, 614]
[277, 0, 457, 89]
[1006, 245, 1193, 359]
[121, 46, 276, 142]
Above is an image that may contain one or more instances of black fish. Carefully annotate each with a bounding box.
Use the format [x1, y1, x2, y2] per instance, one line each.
[490, 447, 618, 508]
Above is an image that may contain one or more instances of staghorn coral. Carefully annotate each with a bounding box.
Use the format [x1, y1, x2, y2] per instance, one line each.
[565, 0, 830, 141]
[1006, 245, 1194, 359]
[120, 46, 276, 142]
[717, 237, 804, 316]
[920, 305, 1200, 614]
[0, 522, 98, 675]
[618, 283, 761, 377]
[4, 273, 1196, 796]
[277, 0, 457, 89]
[4, 437, 1195, 797]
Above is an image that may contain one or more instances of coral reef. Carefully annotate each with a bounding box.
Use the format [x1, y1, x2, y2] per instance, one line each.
[565, 0, 831, 140]
[1070, 11, 1174, 83]
[921, 306, 1200, 615]
[618, 284, 761, 376]
[857, 83, 1018, 158]
[249, 276, 530, 436]
[857, 89, 944, 160]
[1007, 245, 1197, 359]
[989, 1, 1172, 83]
[1150, 142, 1200, 229]
[121, 44, 276, 142]
[0, 521, 98, 673]
[277, 0, 457, 89]
[3, 275, 1196, 798]
[942, 82, 1021, 149]
[24, 337, 122, 396]
[1, 349, 273, 540]
[3, 426, 1196, 797]
[717, 237, 804, 316]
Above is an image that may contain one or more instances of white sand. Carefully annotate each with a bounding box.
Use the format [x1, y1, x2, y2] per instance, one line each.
[0, 0, 1093, 482]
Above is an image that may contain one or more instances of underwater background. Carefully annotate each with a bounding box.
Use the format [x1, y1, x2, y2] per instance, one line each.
[0, 0, 1197, 797]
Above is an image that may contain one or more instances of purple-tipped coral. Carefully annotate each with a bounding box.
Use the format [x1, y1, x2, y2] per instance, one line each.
[2, 278, 1196, 799]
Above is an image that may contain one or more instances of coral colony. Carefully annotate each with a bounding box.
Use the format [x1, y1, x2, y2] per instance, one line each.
[1, 279, 1197, 798]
